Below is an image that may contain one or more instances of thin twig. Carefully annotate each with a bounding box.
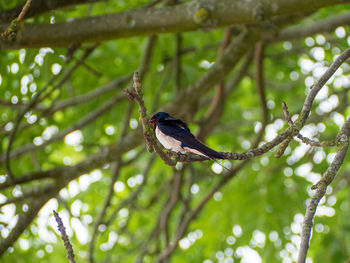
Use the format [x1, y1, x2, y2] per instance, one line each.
[156, 160, 248, 261]
[125, 72, 153, 152]
[1, 0, 32, 40]
[135, 176, 180, 263]
[3, 43, 98, 174]
[125, 72, 177, 165]
[2, 94, 123, 163]
[204, 28, 232, 120]
[0, 183, 55, 208]
[197, 28, 232, 141]
[253, 40, 268, 146]
[296, 133, 336, 147]
[41, 43, 100, 112]
[175, 165, 194, 230]
[88, 102, 133, 263]
[88, 161, 122, 263]
[282, 101, 337, 148]
[0, 182, 64, 255]
[297, 117, 350, 263]
[282, 101, 294, 127]
[276, 101, 296, 158]
[17, 0, 32, 23]
[159, 170, 183, 247]
[151, 65, 173, 113]
[299, 48, 350, 126]
[105, 154, 156, 226]
[156, 51, 271, 257]
[4, 82, 50, 182]
[42, 75, 131, 115]
[53, 210, 76, 263]
[0, 0, 102, 23]
[138, 35, 157, 79]
[276, 47, 350, 157]
[174, 33, 182, 93]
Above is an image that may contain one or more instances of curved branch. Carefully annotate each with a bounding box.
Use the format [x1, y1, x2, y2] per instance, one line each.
[0, 0, 348, 49]
[275, 47, 350, 156]
[132, 47, 350, 165]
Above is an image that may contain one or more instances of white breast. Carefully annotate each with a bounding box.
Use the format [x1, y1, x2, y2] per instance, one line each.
[155, 127, 185, 153]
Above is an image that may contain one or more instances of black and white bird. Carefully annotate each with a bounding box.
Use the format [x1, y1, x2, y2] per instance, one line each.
[150, 112, 228, 170]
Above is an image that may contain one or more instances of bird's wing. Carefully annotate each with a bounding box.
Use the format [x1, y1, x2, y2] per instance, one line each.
[157, 121, 224, 159]
[157, 120, 193, 139]
[163, 116, 190, 132]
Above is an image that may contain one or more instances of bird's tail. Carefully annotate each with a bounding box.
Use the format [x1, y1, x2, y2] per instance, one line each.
[192, 142, 230, 172]
[182, 137, 230, 171]
[183, 143, 230, 172]
[183, 139, 225, 159]
[207, 156, 231, 173]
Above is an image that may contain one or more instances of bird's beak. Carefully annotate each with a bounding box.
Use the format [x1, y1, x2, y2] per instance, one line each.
[149, 118, 156, 127]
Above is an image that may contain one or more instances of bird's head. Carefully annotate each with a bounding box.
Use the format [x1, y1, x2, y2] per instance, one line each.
[149, 112, 170, 127]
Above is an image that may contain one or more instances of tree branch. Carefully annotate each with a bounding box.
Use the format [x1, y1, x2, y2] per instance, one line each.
[255, 41, 268, 127]
[156, 161, 248, 261]
[53, 210, 76, 263]
[2, 43, 98, 173]
[1, 36, 158, 163]
[88, 102, 133, 263]
[277, 11, 350, 41]
[0, 0, 348, 49]
[125, 71, 177, 165]
[0, 183, 56, 208]
[163, 27, 261, 115]
[17, 0, 33, 23]
[197, 27, 232, 141]
[1, 0, 33, 41]
[0, 0, 102, 23]
[174, 33, 182, 93]
[159, 170, 183, 248]
[297, 117, 350, 263]
[4, 47, 349, 193]
[0, 180, 64, 255]
[1, 93, 123, 163]
[275, 47, 350, 157]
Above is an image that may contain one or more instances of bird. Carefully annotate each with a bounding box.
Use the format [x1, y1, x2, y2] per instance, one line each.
[150, 112, 229, 171]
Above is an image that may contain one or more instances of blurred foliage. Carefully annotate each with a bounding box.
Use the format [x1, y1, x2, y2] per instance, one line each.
[1, 1, 350, 263]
